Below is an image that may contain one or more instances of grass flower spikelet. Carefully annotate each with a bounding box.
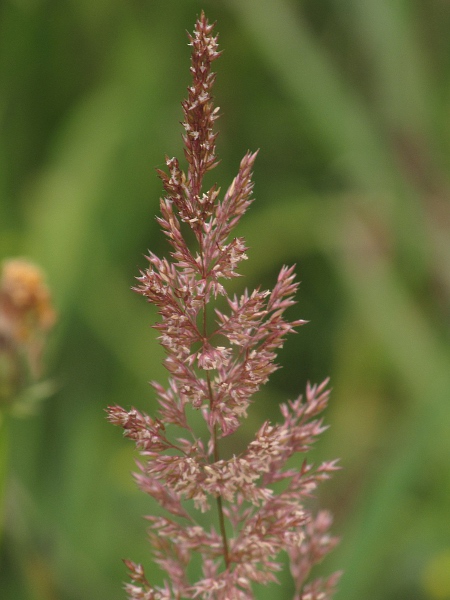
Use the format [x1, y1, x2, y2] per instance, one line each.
[108, 12, 340, 600]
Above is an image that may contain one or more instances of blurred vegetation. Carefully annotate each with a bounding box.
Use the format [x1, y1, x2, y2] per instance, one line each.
[1, 0, 450, 599]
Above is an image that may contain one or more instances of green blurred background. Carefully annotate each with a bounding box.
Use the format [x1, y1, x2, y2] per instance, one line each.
[1, 0, 450, 598]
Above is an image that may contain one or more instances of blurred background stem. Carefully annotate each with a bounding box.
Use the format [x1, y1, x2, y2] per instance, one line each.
[0, 412, 9, 546]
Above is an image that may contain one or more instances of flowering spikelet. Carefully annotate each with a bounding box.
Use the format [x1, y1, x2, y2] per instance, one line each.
[108, 12, 341, 600]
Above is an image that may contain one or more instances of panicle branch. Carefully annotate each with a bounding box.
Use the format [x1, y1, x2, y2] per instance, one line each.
[108, 11, 340, 600]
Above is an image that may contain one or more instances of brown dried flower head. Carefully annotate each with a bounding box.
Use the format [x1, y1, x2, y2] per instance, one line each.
[108, 12, 340, 600]
[0, 258, 56, 406]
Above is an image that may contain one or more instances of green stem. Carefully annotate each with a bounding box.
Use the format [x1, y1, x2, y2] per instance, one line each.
[216, 493, 230, 567]
[208, 373, 230, 568]
[0, 411, 10, 546]
[199, 234, 230, 568]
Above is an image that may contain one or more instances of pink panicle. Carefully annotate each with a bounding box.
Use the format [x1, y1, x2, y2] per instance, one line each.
[107, 11, 340, 600]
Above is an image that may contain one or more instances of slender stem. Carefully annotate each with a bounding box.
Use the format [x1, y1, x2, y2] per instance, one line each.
[0, 411, 10, 547]
[207, 371, 230, 567]
[199, 234, 230, 568]
[216, 493, 230, 567]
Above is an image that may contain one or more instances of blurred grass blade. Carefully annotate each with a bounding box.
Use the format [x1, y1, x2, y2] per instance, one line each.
[228, 0, 395, 192]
